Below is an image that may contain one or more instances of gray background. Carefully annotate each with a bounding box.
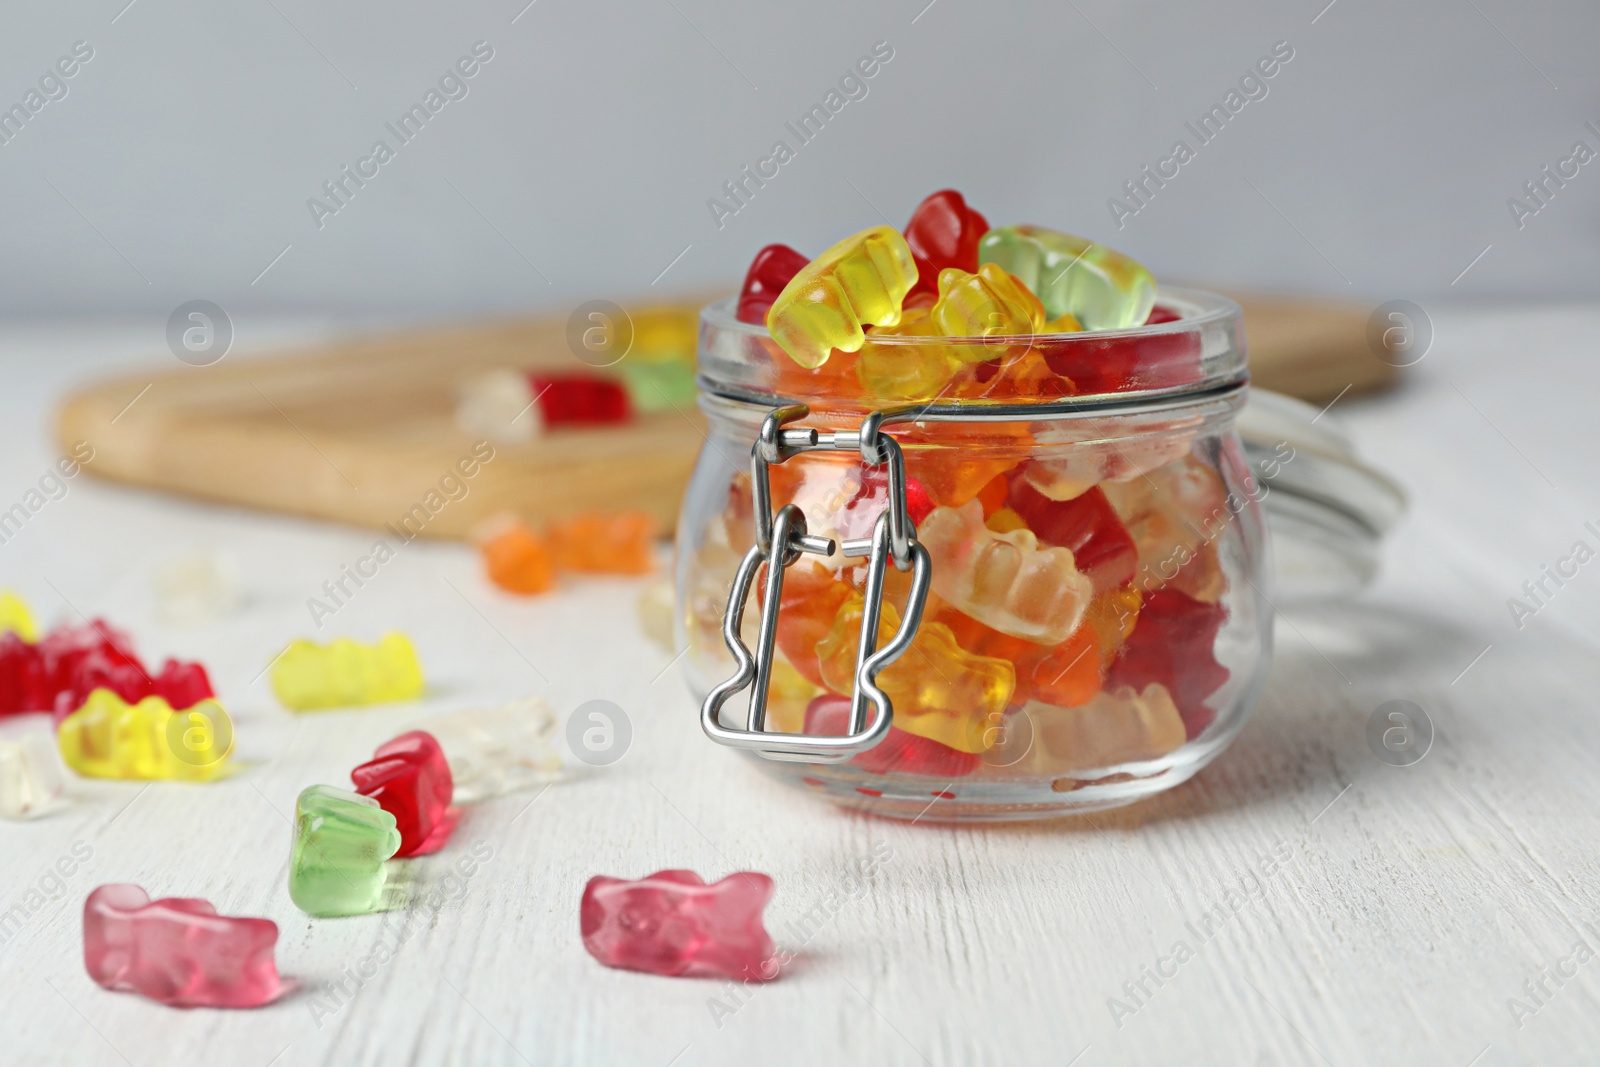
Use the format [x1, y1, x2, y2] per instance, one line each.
[1, 0, 1595, 324]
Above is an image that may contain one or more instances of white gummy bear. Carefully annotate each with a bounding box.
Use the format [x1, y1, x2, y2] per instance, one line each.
[0, 731, 65, 819]
[414, 697, 562, 804]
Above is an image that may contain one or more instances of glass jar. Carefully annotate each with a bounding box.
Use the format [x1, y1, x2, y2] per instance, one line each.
[676, 289, 1308, 821]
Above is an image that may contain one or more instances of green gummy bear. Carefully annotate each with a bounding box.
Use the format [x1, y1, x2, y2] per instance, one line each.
[289, 784, 402, 917]
[977, 225, 1156, 330]
[619, 359, 698, 413]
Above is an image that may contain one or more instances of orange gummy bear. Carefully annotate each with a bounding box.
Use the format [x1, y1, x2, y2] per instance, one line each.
[757, 560, 855, 690]
[549, 511, 657, 575]
[815, 594, 1014, 754]
[476, 517, 555, 594]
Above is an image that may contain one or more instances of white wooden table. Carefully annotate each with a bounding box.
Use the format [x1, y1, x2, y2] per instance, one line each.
[3, 306, 1599, 1067]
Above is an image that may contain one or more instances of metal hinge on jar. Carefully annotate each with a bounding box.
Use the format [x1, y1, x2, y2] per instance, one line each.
[700, 404, 931, 763]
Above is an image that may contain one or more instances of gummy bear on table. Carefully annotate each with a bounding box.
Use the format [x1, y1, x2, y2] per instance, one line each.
[581, 869, 777, 981]
[270, 633, 424, 712]
[289, 785, 403, 917]
[84, 884, 291, 1008]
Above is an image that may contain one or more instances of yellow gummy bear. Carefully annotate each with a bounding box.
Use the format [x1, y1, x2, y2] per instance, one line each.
[766, 225, 918, 369]
[58, 689, 233, 781]
[917, 499, 1095, 646]
[270, 633, 424, 712]
[927, 263, 1045, 356]
[765, 654, 823, 735]
[856, 264, 1047, 402]
[629, 305, 699, 364]
[0, 590, 37, 642]
[815, 594, 1014, 754]
[855, 308, 962, 401]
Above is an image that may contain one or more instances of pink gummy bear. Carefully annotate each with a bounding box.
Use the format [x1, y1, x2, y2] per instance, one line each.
[349, 730, 458, 857]
[83, 884, 292, 1008]
[581, 870, 778, 981]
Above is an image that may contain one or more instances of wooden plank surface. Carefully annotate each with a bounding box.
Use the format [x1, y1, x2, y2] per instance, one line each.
[53, 293, 1394, 541]
[2, 303, 1595, 1066]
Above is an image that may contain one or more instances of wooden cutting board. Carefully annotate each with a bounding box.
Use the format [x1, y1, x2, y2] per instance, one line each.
[55, 293, 1395, 539]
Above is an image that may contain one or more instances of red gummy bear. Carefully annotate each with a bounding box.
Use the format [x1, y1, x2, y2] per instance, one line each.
[835, 469, 935, 542]
[581, 870, 777, 981]
[84, 884, 292, 1009]
[1105, 588, 1230, 739]
[805, 694, 979, 779]
[1040, 302, 1200, 395]
[152, 659, 215, 712]
[903, 190, 990, 302]
[350, 730, 457, 857]
[1007, 477, 1137, 594]
[0, 633, 47, 714]
[3, 620, 216, 721]
[1144, 305, 1181, 325]
[529, 374, 632, 427]
[736, 244, 810, 325]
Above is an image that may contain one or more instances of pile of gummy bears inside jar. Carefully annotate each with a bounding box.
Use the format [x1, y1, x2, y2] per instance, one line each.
[693, 191, 1235, 784]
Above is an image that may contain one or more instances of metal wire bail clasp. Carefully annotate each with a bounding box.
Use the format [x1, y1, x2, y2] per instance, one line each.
[700, 404, 931, 763]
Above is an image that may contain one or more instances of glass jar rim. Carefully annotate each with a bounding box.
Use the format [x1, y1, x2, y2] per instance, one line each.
[697, 286, 1248, 409]
[701, 284, 1242, 347]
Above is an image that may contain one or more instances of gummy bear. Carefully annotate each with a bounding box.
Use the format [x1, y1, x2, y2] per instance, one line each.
[831, 468, 936, 542]
[413, 697, 562, 803]
[766, 225, 918, 369]
[619, 358, 698, 413]
[938, 599, 1103, 711]
[0, 632, 47, 714]
[977, 225, 1155, 330]
[1100, 454, 1231, 602]
[1020, 682, 1186, 774]
[84, 884, 292, 1008]
[475, 515, 555, 595]
[926, 263, 1045, 346]
[548, 510, 656, 575]
[289, 785, 402, 917]
[1006, 479, 1137, 594]
[531, 373, 632, 427]
[857, 264, 1045, 403]
[1014, 428, 1197, 503]
[581, 870, 777, 981]
[909, 422, 1033, 509]
[637, 577, 676, 653]
[0, 589, 37, 642]
[1105, 589, 1229, 739]
[351, 731, 458, 857]
[815, 593, 1014, 754]
[758, 561, 853, 690]
[971, 346, 1076, 402]
[916, 499, 1094, 646]
[627, 304, 699, 359]
[0, 616, 217, 722]
[1025, 624, 1104, 709]
[903, 190, 990, 303]
[855, 308, 961, 401]
[0, 730, 64, 819]
[57, 691, 233, 781]
[737, 243, 810, 325]
[1037, 304, 1200, 395]
[804, 694, 979, 778]
[270, 633, 424, 712]
[455, 369, 540, 445]
[53, 656, 218, 724]
[761, 654, 824, 734]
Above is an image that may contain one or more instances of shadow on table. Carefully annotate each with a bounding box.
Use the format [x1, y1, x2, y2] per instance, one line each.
[967, 597, 1490, 835]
